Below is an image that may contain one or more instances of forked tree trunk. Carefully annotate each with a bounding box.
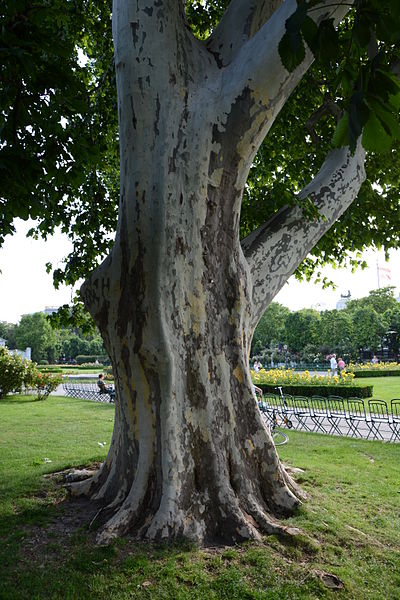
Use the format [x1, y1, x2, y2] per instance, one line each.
[68, 0, 364, 544]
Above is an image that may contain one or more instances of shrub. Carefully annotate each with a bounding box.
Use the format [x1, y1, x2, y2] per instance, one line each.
[0, 347, 33, 399]
[352, 370, 400, 378]
[26, 371, 63, 400]
[37, 366, 63, 373]
[0, 348, 63, 400]
[257, 383, 373, 399]
[349, 361, 400, 377]
[38, 359, 49, 365]
[75, 355, 109, 365]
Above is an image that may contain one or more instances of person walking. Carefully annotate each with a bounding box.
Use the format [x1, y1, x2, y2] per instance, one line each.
[337, 357, 345, 378]
[330, 354, 338, 376]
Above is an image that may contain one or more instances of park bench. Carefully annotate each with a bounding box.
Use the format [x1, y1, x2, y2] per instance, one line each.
[63, 382, 114, 403]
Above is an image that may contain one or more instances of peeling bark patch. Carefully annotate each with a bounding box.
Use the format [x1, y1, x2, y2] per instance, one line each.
[154, 95, 160, 137]
[208, 87, 255, 186]
[130, 22, 139, 47]
[130, 96, 137, 130]
[168, 93, 188, 173]
[174, 236, 188, 256]
[185, 354, 207, 410]
[117, 212, 146, 351]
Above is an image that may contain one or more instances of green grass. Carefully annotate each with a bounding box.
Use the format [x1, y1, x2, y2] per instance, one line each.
[0, 395, 113, 523]
[1, 393, 399, 599]
[361, 376, 400, 402]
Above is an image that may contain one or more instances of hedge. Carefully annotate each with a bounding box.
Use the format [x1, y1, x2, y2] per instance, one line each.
[353, 370, 400, 378]
[75, 355, 110, 365]
[258, 383, 373, 399]
[37, 366, 63, 373]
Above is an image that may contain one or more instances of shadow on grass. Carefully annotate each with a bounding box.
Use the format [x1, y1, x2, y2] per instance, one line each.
[0, 493, 204, 600]
[0, 395, 43, 405]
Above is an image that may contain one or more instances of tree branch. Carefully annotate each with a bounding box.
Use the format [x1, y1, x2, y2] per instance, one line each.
[207, 0, 283, 66]
[306, 97, 343, 144]
[241, 140, 366, 329]
[209, 1, 354, 191]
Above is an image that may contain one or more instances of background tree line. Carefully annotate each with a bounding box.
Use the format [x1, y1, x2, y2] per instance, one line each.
[0, 312, 105, 364]
[251, 287, 400, 365]
[2, 286, 398, 366]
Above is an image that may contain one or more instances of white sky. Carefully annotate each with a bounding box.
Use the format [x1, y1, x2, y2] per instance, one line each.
[0, 218, 399, 324]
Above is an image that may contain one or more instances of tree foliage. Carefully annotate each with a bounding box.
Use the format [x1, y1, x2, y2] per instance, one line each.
[252, 287, 400, 360]
[284, 308, 321, 353]
[1, 0, 400, 296]
[15, 312, 57, 362]
[1, 0, 118, 286]
[251, 303, 291, 353]
[1, 311, 105, 362]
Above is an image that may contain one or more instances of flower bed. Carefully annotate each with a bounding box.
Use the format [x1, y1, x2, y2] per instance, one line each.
[251, 368, 355, 387]
[349, 362, 400, 378]
[251, 368, 372, 398]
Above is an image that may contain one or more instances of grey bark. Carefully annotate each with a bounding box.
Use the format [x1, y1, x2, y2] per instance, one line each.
[68, 0, 364, 545]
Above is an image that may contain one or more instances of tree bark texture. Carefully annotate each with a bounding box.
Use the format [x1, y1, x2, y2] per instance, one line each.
[69, 0, 364, 544]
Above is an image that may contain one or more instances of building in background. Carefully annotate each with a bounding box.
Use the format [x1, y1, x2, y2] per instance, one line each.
[336, 291, 351, 310]
[0, 336, 31, 360]
[42, 306, 59, 316]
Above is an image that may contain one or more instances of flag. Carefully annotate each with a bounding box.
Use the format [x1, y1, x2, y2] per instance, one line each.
[378, 265, 391, 285]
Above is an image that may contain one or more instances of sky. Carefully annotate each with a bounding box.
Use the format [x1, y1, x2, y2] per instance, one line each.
[0, 218, 399, 324]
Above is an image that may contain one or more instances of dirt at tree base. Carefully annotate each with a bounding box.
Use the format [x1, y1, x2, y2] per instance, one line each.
[15, 462, 308, 570]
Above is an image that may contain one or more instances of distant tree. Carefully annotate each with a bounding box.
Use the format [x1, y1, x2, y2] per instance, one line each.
[59, 333, 90, 361]
[0, 321, 17, 349]
[285, 309, 320, 353]
[382, 303, 400, 356]
[251, 303, 291, 354]
[317, 309, 353, 355]
[59, 331, 105, 361]
[346, 287, 399, 315]
[15, 313, 57, 363]
[350, 306, 388, 355]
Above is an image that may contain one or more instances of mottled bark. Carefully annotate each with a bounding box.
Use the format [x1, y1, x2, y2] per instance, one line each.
[68, 0, 363, 545]
[242, 141, 366, 329]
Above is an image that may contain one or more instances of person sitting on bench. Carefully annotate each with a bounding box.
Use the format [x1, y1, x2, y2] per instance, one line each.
[97, 373, 115, 401]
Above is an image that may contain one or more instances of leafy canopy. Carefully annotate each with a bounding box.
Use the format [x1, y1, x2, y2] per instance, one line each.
[1, 0, 400, 297]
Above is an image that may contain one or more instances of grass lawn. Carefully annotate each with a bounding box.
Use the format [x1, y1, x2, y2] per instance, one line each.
[361, 376, 400, 402]
[0, 394, 399, 599]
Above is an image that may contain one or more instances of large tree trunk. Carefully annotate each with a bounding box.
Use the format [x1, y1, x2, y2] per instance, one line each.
[68, 0, 363, 544]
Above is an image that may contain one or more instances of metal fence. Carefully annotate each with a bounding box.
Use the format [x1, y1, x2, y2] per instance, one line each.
[259, 394, 400, 443]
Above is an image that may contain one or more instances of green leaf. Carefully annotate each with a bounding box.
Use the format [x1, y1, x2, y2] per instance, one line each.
[368, 99, 400, 139]
[301, 16, 318, 53]
[353, 16, 372, 48]
[285, 2, 308, 33]
[362, 112, 393, 152]
[332, 113, 349, 148]
[349, 91, 369, 152]
[278, 31, 306, 72]
[315, 19, 339, 65]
